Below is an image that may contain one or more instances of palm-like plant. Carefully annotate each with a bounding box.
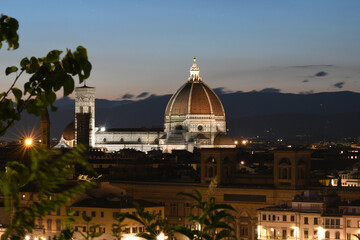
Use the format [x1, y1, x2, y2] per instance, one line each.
[120, 203, 172, 240]
[78, 212, 103, 240]
[174, 189, 236, 240]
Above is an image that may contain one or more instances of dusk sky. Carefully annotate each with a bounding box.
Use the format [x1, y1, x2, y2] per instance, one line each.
[1, 0, 360, 100]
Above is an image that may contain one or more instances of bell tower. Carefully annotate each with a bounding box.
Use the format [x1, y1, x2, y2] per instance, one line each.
[74, 85, 95, 147]
[40, 107, 50, 148]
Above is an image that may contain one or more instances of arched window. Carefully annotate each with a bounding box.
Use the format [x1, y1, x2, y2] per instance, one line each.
[335, 231, 340, 239]
[103, 138, 106, 143]
[137, 138, 141, 143]
[120, 138, 124, 143]
[325, 231, 330, 239]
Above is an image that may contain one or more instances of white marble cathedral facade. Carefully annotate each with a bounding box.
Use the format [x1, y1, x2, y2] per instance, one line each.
[70, 58, 235, 153]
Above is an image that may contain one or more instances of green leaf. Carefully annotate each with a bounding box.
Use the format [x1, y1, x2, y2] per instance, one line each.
[45, 50, 62, 63]
[45, 91, 56, 103]
[63, 76, 74, 96]
[5, 66, 18, 75]
[20, 57, 30, 69]
[11, 88, 22, 101]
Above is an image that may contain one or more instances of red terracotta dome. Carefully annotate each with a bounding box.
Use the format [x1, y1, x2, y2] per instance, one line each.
[165, 81, 225, 117]
[165, 58, 224, 118]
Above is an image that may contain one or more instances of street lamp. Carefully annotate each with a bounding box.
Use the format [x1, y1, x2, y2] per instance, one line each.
[156, 232, 168, 240]
[24, 138, 33, 148]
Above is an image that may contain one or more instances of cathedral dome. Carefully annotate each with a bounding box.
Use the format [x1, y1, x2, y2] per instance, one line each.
[62, 121, 75, 140]
[214, 133, 234, 145]
[165, 58, 225, 117]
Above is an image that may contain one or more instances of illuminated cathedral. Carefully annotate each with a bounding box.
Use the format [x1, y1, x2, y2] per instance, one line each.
[56, 58, 235, 152]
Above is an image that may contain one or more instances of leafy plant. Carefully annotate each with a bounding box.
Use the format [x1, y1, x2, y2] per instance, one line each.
[174, 189, 236, 240]
[120, 177, 237, 240]
[112, 214, 128, 240]
[120, 203, 172, 240]
[0, 147, 96, 240]
[78, 212, 103, 240]
[0, 14, 95, 240]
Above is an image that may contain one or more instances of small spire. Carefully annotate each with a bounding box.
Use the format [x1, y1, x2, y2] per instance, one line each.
[189, 56, 201, 81]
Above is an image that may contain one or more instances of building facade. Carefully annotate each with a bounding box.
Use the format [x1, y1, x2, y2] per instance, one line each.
[61, 58, 235, 153]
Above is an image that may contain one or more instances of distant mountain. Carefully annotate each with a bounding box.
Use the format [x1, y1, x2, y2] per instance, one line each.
[3, 91, 360, 142]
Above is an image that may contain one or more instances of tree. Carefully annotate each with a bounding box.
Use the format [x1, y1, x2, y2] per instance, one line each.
[0, 14, 96, 240]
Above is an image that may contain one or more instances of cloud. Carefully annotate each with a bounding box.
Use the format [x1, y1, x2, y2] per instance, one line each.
[333, 82, 345, 89]
[314, 71, 327, 77]
[299, 90, 314, 95]
[213, 87, 232, 95]
[136, 92, 149, 98]
[259, 88, 281, 93]
[146, 94, 158, 99]
[122, 93, 134, 99]
[291, 65, 334, 68]
[302, 79, 309, 83]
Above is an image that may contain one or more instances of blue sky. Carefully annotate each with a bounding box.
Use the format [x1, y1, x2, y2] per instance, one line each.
[1, 0, 360, 99]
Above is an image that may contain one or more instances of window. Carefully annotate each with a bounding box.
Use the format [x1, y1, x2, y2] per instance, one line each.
[38, 219, 43, 228]
[132, 227, 138, 233]
[347, 220, 351, 227]
[335, 231, 340, 239]
[75, 210, 79, 216]
[56, 219, 61, 231]
[290, 229, 294, 237]
[240, 226, 248, 236]
[91, 211, 96, 217]
[56, 208, 61, 216]
[283, 215, 287, 221]
[83, 226, 86, 232]
[272, 215, 276, 221]
[75, 226, 78, 232]
[282, 230, 287, 238]
[291, 215, 295, 222]
[304, 230, 308, 239]
[268, 215, 271, 221]
[113, 212, 119, 218]
[82, 211, 86, 216]
[139, 226, 144, 233]
[21, 194, 26, 200]
[314, 230, 318, 237]
[47, 219, 52, 231]
[325, 231, 330, 239]
[304, 217, 308, 224]
[101, 211, 104, 218]
[347, 233, 352, 240]
[336, 219, 340, 227]
[314, 217, 318, 225]
[102, 227, 105, 233]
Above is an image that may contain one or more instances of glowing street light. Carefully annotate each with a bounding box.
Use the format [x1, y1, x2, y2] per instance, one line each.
[234, 140, 238, 145]
[24, 138, 33, 147]
[156, 232, 168, 240]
